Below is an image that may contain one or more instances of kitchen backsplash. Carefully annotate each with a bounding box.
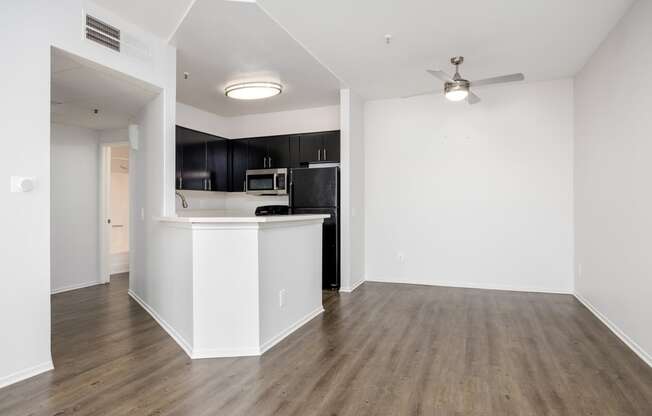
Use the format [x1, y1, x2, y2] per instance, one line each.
[176, 190, 288, 215]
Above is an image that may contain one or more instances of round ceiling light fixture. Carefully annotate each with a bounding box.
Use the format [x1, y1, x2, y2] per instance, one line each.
[225, 82, 283, 100]
[444, 80, 469, 102]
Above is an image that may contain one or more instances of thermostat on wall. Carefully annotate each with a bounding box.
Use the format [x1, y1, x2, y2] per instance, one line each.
[10, 176, 36, 193]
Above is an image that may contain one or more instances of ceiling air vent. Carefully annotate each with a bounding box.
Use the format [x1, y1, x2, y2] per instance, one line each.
[85, 15, 120, 52]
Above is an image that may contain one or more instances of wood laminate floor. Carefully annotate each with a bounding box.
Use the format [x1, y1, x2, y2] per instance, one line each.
[1, 274, 651, 415]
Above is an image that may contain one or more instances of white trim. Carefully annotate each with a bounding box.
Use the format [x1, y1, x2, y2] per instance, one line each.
[259, 305, 325, 355]
[127, 289, 194, 359]
[0, 361, 53, 389]
[99, 144, 112, 284]
[574, 292, 652, 368]
[364, 277, 573, 295]
[191, 347, 261, 359]
[339, 278, 364, 293]
[51, 280, 103, 294]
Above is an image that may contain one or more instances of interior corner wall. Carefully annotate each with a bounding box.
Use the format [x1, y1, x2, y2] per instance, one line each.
[176, 102, 232, 138]
[339, 89, 366, 291]
[50, 123, 102, 294]
[0, 0, 174, 388]
[364, 79, 575, 293]
[574, 0, 652, 365]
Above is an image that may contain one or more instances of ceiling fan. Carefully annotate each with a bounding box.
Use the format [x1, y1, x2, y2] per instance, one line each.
[407, 56, 525, 104]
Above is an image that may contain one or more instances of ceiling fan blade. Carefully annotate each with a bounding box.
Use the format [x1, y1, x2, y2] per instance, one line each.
[467, 90, 481, 105]
[471, 73, 524, 88]
[402, 89, 442, 99]
[426, 69, 453, 82]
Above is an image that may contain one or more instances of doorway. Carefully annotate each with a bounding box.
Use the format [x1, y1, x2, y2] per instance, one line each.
[50, 46, 156, 293]
[99, 142, 131, 283]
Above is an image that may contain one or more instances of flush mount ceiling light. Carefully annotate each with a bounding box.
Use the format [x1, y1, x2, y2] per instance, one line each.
[225, 82, 283, 100]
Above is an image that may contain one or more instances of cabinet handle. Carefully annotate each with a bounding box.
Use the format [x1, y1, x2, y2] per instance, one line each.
[208, 178, 212, 191]
[268, 156, 272, 167]
[180, 177, 183, 188]
[317, 149, 321, 161]
[263, 157, 268, 168]
[323, 148, 327, 161]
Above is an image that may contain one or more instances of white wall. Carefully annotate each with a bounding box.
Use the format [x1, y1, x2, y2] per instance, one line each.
[339, 89, 366, 291]
[176, 102, 232, 138]
[50, 123, 101, 293]
[574, 0, 652, 365]
[0, 0, 175, 388]
[364, 79, 575, 293]
[228, 105, 340, 138]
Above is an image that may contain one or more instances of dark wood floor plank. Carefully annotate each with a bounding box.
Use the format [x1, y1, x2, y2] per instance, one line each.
[1, 275, 651, 415]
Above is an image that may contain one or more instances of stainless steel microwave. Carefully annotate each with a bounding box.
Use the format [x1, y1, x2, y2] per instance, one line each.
[245, 168, 288, 195]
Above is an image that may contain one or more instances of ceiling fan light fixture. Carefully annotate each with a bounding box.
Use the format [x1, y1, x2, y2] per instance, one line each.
[444, 82, 469, 102]
[225, 82, 282, 100]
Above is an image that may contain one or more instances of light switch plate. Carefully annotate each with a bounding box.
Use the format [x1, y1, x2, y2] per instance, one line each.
[10, 176, 36, 193]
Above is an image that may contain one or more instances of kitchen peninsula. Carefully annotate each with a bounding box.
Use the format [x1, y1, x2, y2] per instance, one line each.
[148, 211, 329, 359]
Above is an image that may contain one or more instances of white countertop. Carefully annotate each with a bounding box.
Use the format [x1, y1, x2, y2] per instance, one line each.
[156, 210, 329, 224]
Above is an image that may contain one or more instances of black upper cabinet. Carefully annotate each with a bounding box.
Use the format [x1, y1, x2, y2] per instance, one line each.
[207, 140, 228, 192]
[297, 133, 323, 165]
[176, 126, 340, 192]
[266, 136, 290, 168]
[247, 136, 290, 169]
[297, 130, 340, 164]
[176, 125, 228, 192]
[247, 138, 268, 170]
[181, 142, 208, 191]
[229, 139, 248, 192]
[321, 131, 340, 162]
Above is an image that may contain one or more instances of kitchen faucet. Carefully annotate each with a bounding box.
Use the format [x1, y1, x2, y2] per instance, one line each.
[175, 191, 189, 209]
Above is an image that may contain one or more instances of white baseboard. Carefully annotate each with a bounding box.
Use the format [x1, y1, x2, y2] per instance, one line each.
[192, 306, 324, 359]
[339, 278, 364, 293]
[0, 360, 53, 389]
[127, 289, 194, 359]
[51, 280, 103, 295]
[191, 347, 261, 359]
[364, 277, 573, 295]
[574, 292, 652, 368]
[259, 305, 325, 355]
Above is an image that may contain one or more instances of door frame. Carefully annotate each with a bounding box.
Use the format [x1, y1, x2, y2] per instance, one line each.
[99, 141, 130, 284]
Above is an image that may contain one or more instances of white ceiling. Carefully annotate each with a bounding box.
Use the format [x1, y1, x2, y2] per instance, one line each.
[171, 0, 341, 116]
[93, 0, 633, 108]
[92, 0, 195, 40]
[257, 0, 634, 99]
[51, 48, 159, 130]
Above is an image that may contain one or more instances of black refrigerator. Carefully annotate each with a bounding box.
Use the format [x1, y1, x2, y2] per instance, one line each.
[290, 167, 340, 290]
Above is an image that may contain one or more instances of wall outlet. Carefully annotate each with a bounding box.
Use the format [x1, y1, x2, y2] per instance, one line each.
[279, 289, 286, 308]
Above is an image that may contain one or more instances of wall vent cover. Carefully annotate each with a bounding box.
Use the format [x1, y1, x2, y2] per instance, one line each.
[85, 15, 120, 52]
